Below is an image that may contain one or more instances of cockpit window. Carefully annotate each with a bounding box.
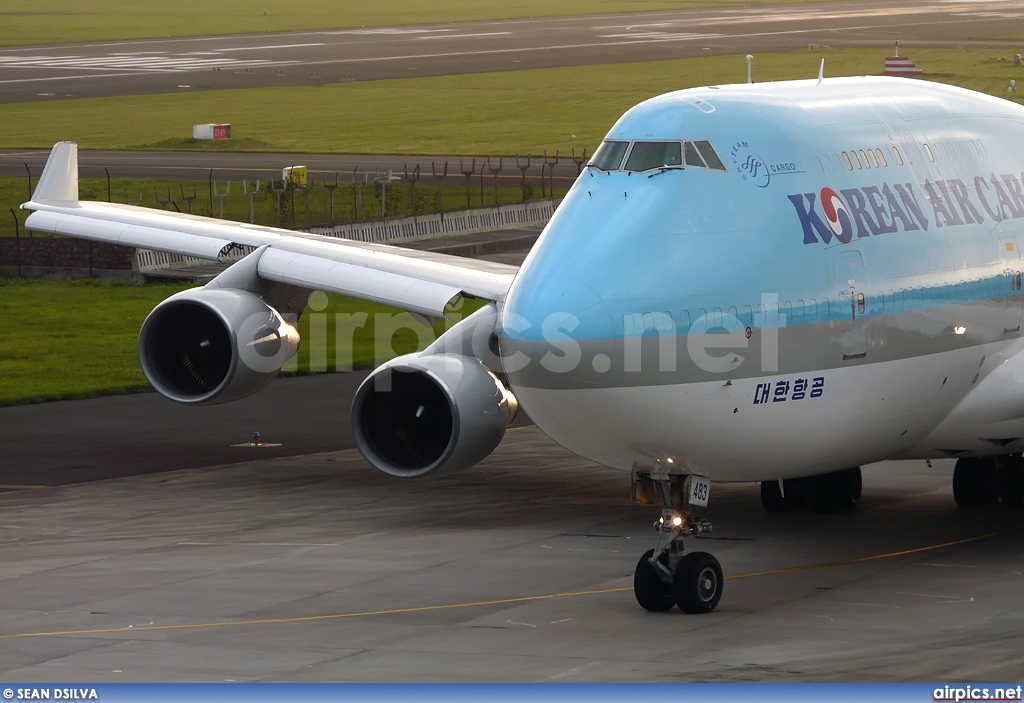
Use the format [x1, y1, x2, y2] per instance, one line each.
[684, 141, 706, 167]
[694, 140, 726, 170]
[590, 140, 629, 171]
[624, 141, 682, 172]
[588, 139, 727, 173]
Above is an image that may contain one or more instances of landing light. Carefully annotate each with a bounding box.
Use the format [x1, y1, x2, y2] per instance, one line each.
[672, 516, 684, 527]
[954, 326, 967, 335]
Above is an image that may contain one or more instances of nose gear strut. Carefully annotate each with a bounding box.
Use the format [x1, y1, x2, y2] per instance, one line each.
[631, 471, 723, 614]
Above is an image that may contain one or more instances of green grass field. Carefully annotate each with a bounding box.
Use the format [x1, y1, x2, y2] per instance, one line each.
[4, 48, 1023, 155]
[0, 278, 481, 405]
[0, 0, 836, 47]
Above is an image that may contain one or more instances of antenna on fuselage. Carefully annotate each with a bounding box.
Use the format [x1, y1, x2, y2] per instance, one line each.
[746, 54, 754, 84]
[817, 58, 825, 85]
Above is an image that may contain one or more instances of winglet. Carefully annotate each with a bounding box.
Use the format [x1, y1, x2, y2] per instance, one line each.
[31, 141, 79, 205]
[817, 58, 825, 85]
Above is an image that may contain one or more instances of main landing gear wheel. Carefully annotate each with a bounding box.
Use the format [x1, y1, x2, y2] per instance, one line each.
[633, 549, 674, 612]
[673, 552, 723, 614]
[953, 457, 998, 507]
[996, 456, 1024, 509]
[760, 479, 804, 513]
[807, 467, 862, 514]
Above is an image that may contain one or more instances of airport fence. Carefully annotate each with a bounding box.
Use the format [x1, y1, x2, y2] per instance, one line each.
[1, 151, 583, 278]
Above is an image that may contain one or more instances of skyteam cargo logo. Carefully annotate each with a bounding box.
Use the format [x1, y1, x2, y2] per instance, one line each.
[792, 174, 1024, 245]
[731, 141, 804, 189]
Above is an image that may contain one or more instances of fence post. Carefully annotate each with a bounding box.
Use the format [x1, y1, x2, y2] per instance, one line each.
[10, 208, 21, 278]
[271, 178, 287, 225]
[180, 183, 197, 215]
[460, 159, 475, 210]
[487, 157, 503, 206]
[432, 161, 447, 214]
[572, 147, 588, 176]
[324, 173, 340, 224]
[213, 180, 230, 219]
[243, 179, 261, 224]
[405, 164, 420, 217]
[298, 179, 313, 227]
[516, 155, 531, 202]
[105, 167, 111, 202]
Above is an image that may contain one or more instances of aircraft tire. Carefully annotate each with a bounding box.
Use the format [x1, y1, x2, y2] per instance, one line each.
[633, 549, 674, 612]
[760, 480, 803, 513]
[808, 467, 861, 514]
[953, 458, 998, 507]
[673, 552, 723, 614]
[996, 457, 1024, 508]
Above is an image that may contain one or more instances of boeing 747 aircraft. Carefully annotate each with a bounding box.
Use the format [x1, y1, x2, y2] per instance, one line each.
[21, 75, 1024, 615]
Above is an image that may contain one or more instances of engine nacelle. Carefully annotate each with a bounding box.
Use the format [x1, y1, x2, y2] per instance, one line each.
[138, 288, 299, 405]
[352, 353, 518, 478]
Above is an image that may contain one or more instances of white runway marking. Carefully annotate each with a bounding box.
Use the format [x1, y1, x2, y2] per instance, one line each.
[217, 43, 325, 51]
[0, 54, 298, 73]
[417, 32, 512, 40]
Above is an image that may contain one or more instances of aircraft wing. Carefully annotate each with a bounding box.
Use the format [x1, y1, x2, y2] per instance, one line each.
[20, 142, 519, 319]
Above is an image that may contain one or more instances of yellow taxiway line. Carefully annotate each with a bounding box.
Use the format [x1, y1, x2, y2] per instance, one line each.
[1, 523, 1020, 640]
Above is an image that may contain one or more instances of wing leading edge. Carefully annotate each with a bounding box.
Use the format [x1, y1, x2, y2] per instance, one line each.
[21, 142, 519, 318]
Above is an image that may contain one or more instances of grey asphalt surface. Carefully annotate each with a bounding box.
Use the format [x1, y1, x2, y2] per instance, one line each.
[0, 373, 365, 487]
[0, 0, 1021, 104]
[1, 438, 1022, 681]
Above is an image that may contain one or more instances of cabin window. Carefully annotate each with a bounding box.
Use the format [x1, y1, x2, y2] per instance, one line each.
[842, 152, 853, 170]
[892, 146, 904, 165]
[590, 140, 629, 171]
[625, 141, 682, 172]
[851, 150, 863, 169]
[866, 149, 879, 168]
[694, 141, 726, 170]
[976, 140, 988, 158]
[923, 143, 935, 161]
[875, 148, 887, 167]
[684, 141, 707, 167]
[860, 149, 871, 168]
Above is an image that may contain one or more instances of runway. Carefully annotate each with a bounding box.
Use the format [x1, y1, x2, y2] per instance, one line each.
[1, 421, 1022, 681]
[0, 0, 1021, 104]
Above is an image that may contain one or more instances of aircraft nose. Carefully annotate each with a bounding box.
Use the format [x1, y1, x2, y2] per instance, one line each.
[499, 272, 615, 389]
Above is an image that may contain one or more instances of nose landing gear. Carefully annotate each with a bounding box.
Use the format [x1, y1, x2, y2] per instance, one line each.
[631, 472, 722, 614]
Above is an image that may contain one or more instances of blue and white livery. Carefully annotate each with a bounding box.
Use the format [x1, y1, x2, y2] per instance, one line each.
[22, 75, 1024, 614]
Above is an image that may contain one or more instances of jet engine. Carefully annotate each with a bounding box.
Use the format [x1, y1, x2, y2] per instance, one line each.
[352, 353, 518, 478]
[138, 288, 299, 405]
